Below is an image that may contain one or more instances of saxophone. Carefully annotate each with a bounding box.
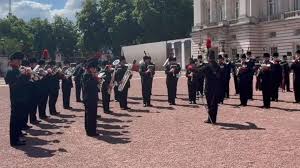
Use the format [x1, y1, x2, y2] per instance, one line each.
[118, 64, 133, 92]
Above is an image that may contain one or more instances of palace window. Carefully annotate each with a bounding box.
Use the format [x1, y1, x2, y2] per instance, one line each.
[295, 0, 300, 10]
[235, 0, 240, 19]
[296, 44, 300, 51]
[231, 35, 237, 40]
[232, 49, 237, 58]
[269, 32, 277, 38]
[270, 47, 278, 56]
[295, 29, 300, 35]
[268, 0, 278, 16]
[216, 0, 225, 22]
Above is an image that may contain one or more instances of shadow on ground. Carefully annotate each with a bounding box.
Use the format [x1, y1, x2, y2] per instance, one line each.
[217, 122, 266, 130]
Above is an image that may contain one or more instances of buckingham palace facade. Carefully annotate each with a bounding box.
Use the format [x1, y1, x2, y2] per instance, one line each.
[192, 0, 300, 58]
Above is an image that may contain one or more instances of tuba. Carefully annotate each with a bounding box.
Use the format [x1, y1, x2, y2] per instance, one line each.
[63, 67, 76, 79]
[118, 64, 133, 92]
[108, 59, 120, 95]
[97, 72, 106, 91]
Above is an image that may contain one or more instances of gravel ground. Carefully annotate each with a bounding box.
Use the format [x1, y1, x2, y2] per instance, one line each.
[0, 72, 299, 168]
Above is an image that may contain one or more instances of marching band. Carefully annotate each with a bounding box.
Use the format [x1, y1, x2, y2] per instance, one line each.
[4, 49, 300, 146]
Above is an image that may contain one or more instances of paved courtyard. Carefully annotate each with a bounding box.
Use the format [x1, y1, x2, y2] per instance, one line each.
[0, 72, 299, 168]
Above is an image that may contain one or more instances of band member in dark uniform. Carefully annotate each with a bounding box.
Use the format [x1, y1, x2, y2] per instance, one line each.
[186, 58, 197, 104]
[199, 51, 221, 124]
[113, 62, 121, 102]
[281, 55, 291, 92]
[257, 53, 273, 108]
[139, 55, 155, 107]
[270, 53, 282, 102]
[28, 58, 41, 124]
[73, 61, 85, 102]
[20, 60, 32, 130]
[224, 54, 232, 98]
[115, 56, 132, 110]
[165, 57, 181, 105]
[149, 57, 155, 96]
[47, 61, 61, 115]
[217, 55, 226, 104]
[196, 55, 205, 97]
[62, 61, 73, 109]
[82, 59, 99, 136]
[246, 51, 255, 100]
[237, 54, 251, 106]
[5, 52, 26, 146]
[101, 64, 113, 113]
[36, 59, 49, 119]
[232, 54, 240, 95]
[291, 50, 300, 103]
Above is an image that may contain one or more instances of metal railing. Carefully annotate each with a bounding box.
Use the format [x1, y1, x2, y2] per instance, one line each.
[284, 10, 300, 19]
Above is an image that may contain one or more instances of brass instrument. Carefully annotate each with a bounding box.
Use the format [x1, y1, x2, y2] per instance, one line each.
[163, 58, 169, 67]
[63, 66, 76, 79]
[118, 64, 133, 92]
[97, 72, 106, 91]
[147, 64, 155, 77]
[108, 59, 120, 95]
[257, 63, 271, 77]
[170, 64, 179, 78]
[237, 63, 248, 76]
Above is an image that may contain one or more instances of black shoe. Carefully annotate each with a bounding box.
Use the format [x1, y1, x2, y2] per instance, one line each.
[87, 133, 98, 137]
[104, 110, 113, 114]
[11, 141, 26, 146]
[143, 104, 147, 107]
[147, 104, 153, 107]
[50, 112, 60, 116]
[204, 120, 212, 124]
[189, 101, 192, 104]
[40, 116, 49, 120]
[124, 107, 131, 110]
[30, 120, 41, 124]
[22, 125, 32, 130]
[192, 101, 197, 104]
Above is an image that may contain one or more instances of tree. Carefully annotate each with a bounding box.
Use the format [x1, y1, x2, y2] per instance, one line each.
[133, 0, 193, 43]
[0, 15, 33, 55]
[28, 18, 55, 58]
[76, 0, 108, 54]
[100, 0, 141, 55]
[52, 16, 79, 59]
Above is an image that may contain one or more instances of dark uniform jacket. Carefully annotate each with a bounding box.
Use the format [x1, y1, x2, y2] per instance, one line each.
[165, 63, 181, 81]
[82, 73, 98, 103]
[140, 63, 155, 81]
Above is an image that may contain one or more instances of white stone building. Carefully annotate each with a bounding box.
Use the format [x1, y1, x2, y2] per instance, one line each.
[192, 0, 300, 58]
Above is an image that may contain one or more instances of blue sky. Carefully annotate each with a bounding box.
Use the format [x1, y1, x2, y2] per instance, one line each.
[32, 0, 68, 9]
[0, 0, 83, 21]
